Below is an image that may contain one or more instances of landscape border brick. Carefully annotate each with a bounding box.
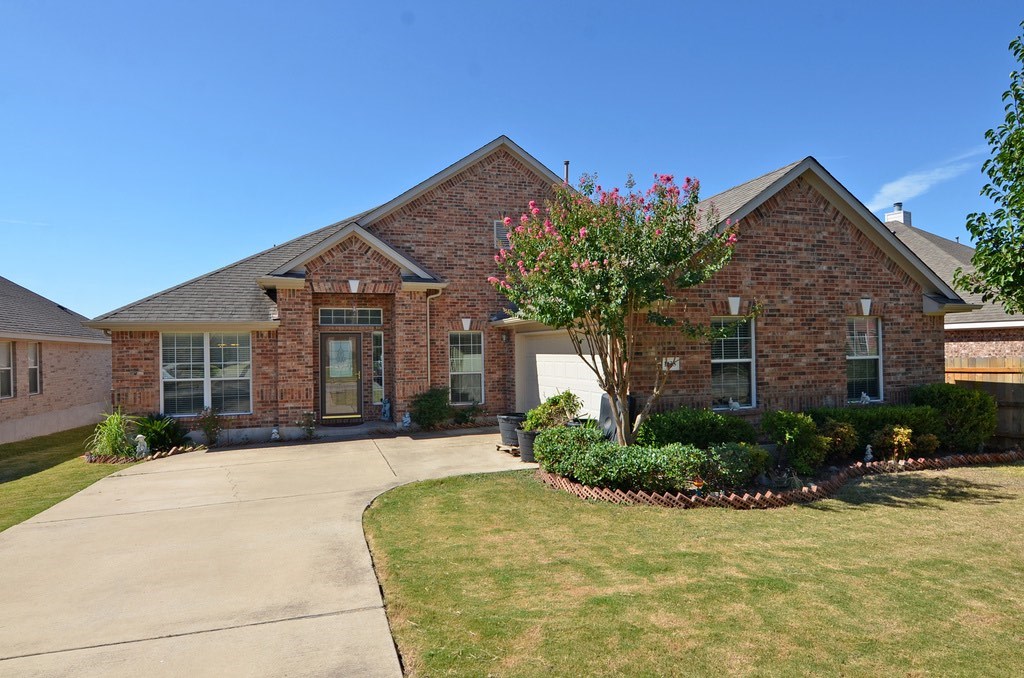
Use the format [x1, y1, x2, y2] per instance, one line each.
[535, 449, 1024, 510]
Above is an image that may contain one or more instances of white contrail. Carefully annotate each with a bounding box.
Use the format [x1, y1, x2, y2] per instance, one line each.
[866, 147, 987, 212]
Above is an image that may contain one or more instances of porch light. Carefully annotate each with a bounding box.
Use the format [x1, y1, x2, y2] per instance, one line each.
[461, 317, 472, 331]
[728, 296, 742, 316]
[348, 279, 360, 293]
[860, 297, 872, 316]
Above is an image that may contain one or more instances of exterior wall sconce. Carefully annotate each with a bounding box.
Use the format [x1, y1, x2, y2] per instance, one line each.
[348, 279, 360, 293]
[728, 296, 742, 316]
[860, 297, 872, 316]
[461, 317, 472, 331]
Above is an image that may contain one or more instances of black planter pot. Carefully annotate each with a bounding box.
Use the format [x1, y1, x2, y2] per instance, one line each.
[497, 413, 527, 446]
[516, 428, 539, 463]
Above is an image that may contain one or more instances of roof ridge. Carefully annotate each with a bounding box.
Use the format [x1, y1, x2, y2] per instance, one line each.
[0, 275, 89, 322]
[698, 159, 804, 207]
[91, 215, 364, 321]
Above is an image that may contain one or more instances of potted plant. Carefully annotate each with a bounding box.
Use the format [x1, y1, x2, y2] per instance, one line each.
[517, 391, 582, 462]
[497, 412, 527, 446]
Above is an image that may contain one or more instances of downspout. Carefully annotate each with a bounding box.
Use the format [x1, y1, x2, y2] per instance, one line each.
[425, 288, 444, 385]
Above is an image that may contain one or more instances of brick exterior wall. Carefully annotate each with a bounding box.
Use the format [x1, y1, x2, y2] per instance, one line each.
[0, 338, 110, 444]
[945, 327, 1024, 360]
[632, 177, 945, 415]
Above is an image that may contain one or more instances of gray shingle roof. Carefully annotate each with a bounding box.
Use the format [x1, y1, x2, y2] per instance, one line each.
[886, 221, 1021, 325]
[92, 217, 366, 324]
[0, 276, 109, 341]
[697, 160, 803, 222]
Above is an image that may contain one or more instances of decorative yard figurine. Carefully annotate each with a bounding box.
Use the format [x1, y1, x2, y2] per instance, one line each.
[728, 397, 741, 411]
[401, 412, 411, 429]
[134, 434, 150, 459]
[381, 396, 392, 422]
[860, 391, 871, 405]
[270, 427, 281, 442]
[864, 444, 874, 462]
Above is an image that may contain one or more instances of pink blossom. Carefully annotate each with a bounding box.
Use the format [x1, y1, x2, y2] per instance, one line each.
[503, 216, 513, 226]
[531, 207, 540, 216]
[603, 258, 609, 265]
[494, 254, 501, 263]
[655, 229, 663, 236]
[516, 225, 525, 234]
[579, 227, 588, 238]
[571, 262, 579, 270]
[727, 234, 738, 245]
[487, 276, 500, 284]
[528, 200, 537, 209]
[520, 214, 529, 223]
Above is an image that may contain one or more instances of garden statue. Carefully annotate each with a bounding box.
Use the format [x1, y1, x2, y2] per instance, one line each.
[728, 397, 740, 411]
[864, 444, 874, 462]
[134, 434, 150, 459]
[860, 391, 871, 405]
[401, 411, 411, 429]
[270, 427, 281, 442]
[381, 396, 392, 422]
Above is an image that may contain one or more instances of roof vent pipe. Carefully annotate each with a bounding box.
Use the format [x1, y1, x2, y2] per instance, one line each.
[563, 160, 570, 184]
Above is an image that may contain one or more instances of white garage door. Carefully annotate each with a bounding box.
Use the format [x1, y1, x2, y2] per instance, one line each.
[515, 331, 605, 418]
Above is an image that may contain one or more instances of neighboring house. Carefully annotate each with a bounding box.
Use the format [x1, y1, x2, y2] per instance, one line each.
[89, 138, 975, 441]
[882, 204, 1024, 359]
[0, 276, 111, 444]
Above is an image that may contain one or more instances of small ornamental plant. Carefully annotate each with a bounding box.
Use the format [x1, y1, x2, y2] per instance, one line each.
[490, 174, 738, 445]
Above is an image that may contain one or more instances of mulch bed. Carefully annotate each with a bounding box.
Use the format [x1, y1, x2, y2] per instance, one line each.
[537, 449, 1024, 510]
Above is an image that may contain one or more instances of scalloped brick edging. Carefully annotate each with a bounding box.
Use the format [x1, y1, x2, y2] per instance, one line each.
[536, 449, 1024, 510]
[84, 446, 199, 464]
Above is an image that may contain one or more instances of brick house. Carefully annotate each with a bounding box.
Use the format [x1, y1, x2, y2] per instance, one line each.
[0, 276, 111, 444]
[89, 139, 974, 440]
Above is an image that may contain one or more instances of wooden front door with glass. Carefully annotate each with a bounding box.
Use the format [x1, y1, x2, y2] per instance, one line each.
[320, 333, 362, 422]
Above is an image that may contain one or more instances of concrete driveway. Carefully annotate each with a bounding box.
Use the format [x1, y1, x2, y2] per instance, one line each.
[0, 430, 530, 677]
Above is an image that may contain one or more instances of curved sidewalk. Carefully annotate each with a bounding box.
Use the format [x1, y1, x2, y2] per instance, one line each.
[0, 430, 530, 677]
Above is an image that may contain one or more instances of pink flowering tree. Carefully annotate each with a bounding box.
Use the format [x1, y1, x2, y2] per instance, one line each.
[489, 174, 737, 446]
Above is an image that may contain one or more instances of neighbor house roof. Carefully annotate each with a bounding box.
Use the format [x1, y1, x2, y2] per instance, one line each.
[698, 157, 975, 316]
[0, 276, 109, 344]
[89, 136, 557, 329]
[886, 221, 1024, 328]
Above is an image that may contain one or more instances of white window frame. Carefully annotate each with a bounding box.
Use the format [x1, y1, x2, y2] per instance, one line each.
[160, 332, 253, 416]
[846, 316, 884, 402]
[0, 341, 12, 399]
[710, 317, 756, 409]
[28, 342, 41, 395]
[372, 331, 384, 405]
[449, 331, 484, 405]
[319, 308, 383, 326]
[494, 219, 511, 249]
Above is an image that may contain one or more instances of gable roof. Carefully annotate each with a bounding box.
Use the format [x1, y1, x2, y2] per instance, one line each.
[0, 276, 109, 343]
[699, 157, 974, 314]
[89, 136, 554, 328]
[886, 221, 1024, 328]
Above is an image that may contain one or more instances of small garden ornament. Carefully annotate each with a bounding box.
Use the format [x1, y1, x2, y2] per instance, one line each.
[134, 434, 150, 459]
[864, 444, 874, 462]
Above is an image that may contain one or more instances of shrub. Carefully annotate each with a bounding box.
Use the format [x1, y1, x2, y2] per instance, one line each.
[636, 407, 757, 448]
[820, 419, 859, 464]
[135, 414, 190, 451]
[523, 391, 582, 431]
[703, 443, 771, 491]
[761, 410, 827, 476]
[913, 433, 941, 457]
[295, 411, 317, 440]
[806, 405, 943, 450]
[871, 425, 914, 460]
[452, 403, 482, 425]
[197, 407, 223, 446]
[86, 411, 137, 459]
[911, 383, 998, 452]
[410, 387, 452, 429]
[535, 425, 606, 476]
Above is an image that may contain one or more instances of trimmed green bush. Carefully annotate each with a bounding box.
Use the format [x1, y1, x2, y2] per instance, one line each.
[871, 424, 914, 460]
[524, 391, 582, 431]
[135, 414, 190, 451]
[762, 410, 828, 476]
[911, 383, 998, 452]
[636, 407, 757, 448]
[410, 387, 452, 430]
[534, 425, 606, 477]
[913, 433, 941, 457]
[821, 419, 859, 464]
[805, 405, 943, 451]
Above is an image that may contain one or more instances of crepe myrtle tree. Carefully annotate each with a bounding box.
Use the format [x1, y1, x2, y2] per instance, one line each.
[954, 21, 1024, 314]
[489, 173, 738, 446]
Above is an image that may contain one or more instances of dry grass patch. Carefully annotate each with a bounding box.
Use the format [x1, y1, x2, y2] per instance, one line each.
[364, 465, 1024, 677]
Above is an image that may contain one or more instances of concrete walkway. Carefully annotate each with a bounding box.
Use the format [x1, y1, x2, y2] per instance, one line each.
[0, 429, 531, 677]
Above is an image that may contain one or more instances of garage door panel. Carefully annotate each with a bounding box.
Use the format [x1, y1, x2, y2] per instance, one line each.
[516, 332, 605, 418]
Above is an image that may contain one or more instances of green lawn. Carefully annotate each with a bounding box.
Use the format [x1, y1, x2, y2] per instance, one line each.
[364, 465, 1024, 677]
[0, 425, 131, 532]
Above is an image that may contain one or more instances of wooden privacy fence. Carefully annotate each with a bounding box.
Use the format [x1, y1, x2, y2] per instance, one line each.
[946, 357, 1024, 448]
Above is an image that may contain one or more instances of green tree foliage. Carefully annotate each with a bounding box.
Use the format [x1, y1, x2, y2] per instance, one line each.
[955, 22, 1024, 314]
[490, 174, 736, 445]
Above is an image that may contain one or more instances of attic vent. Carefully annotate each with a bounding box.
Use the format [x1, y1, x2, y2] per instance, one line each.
[494, 220, 511, 250]
[56, 304, 73, 314]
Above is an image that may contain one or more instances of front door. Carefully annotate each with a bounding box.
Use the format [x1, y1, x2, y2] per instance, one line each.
[321, 333, 362, 422]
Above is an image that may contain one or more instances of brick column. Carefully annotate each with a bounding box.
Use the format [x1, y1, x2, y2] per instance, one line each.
[393, 290, 429, 416]
[276, 286, 314, 426]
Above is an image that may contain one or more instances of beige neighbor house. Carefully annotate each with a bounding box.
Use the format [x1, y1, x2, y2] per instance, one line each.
[88, 138, 977, 443]
[0, 276, 111, 444]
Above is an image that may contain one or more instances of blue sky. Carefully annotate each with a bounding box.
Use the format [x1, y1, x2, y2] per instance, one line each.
[1, 1, 1021, 318]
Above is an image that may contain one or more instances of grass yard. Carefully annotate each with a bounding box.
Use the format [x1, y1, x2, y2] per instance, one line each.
[364, 464, 1024, 677]
[0, 425, 131, 531]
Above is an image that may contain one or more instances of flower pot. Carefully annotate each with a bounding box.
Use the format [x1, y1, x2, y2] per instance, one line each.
[497, 412, 527, 446]
[516, 428, 539, 463]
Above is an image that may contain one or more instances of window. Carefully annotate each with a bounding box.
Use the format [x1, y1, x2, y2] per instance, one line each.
[847, 317, 882, 401]
[494, 220, 511, 249]
[449, 332, 483, 404]
[319, 308, 383, 326]
[28, 343, 41, 394]
[372, 331, 384, 404]
[711, 318, 755, 408]
[161, 333, 252, 416]
[0, 341, 12, 398]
